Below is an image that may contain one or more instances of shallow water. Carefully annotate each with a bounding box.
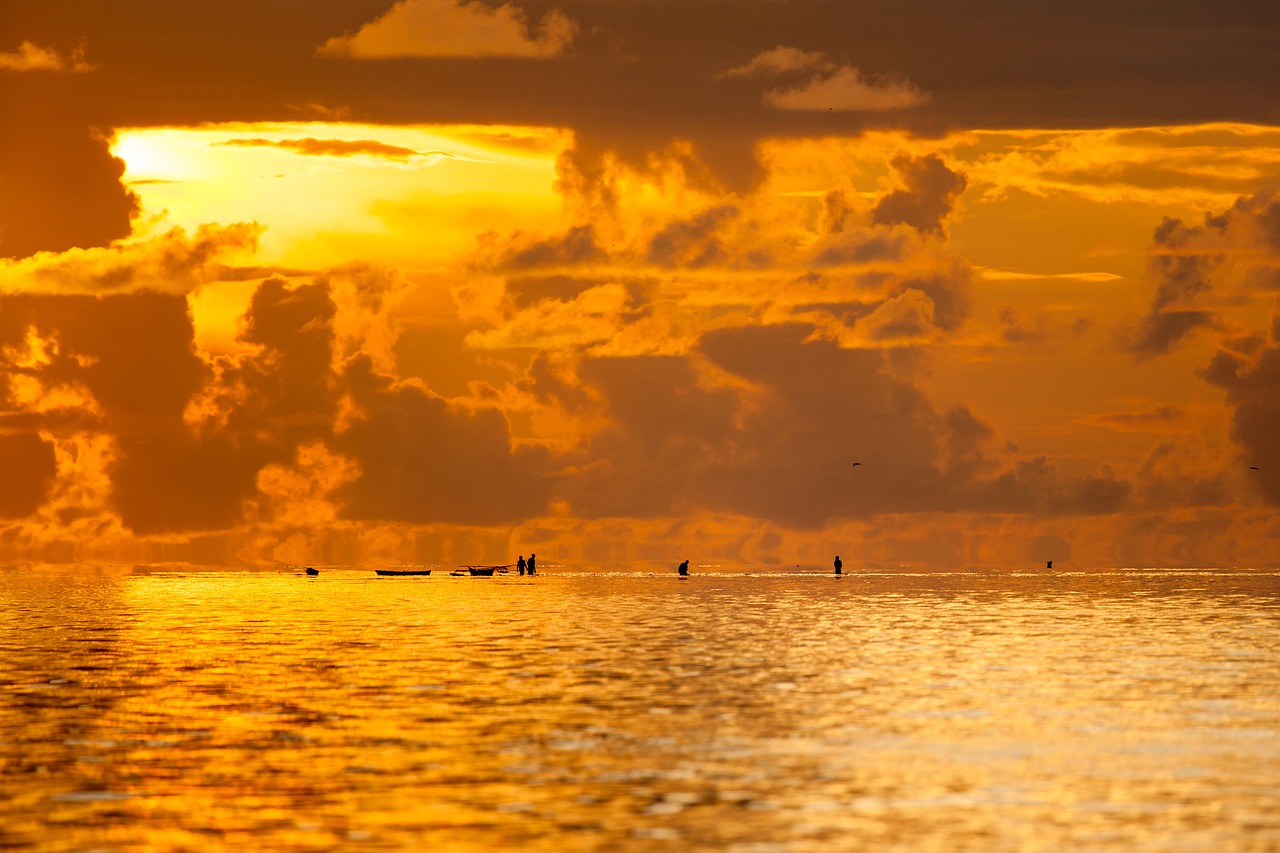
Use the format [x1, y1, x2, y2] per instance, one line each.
[2, 567, 1278, 851]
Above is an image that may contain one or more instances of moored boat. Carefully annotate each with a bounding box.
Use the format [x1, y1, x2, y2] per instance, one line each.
[375, 568, 432, 576]
[450, 565, 511, 576]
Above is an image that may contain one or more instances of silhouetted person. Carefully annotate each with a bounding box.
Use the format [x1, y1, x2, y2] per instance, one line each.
[677, 559, 689, 576]
[517, 555, 526, 576]
[834, 555, 842, 575]
[527, 553, 536, 575]
[1047, 560, 1053, 569]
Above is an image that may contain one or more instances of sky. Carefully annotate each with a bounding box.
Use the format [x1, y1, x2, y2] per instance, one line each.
[2, 0, 1279, 570]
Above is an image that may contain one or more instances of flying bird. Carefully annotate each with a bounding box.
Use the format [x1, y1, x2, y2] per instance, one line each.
[852, 462, 861, 467]
[1250, 466, 1261, 470]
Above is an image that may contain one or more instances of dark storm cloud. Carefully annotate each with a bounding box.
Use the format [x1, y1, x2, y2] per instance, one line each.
[5, 0, 1278, 192]
[558, 323, 1129, 526]
[0, 433, 57, 518]
[0, 291, 246, 533]
[0, 260, 555, 533]
[0, 292, 207, 418]
[333, 356, 553, 524]
[0, 109, 138, 259]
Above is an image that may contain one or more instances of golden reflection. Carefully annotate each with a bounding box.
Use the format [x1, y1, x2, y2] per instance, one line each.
[4, 571, 1272, 849]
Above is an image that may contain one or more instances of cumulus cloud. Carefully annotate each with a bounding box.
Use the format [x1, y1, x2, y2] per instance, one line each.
[1126, 189, 1280, 358]
[645, 205, 739, 269]
[0, 224, 263, 295]
[552, 324, 1127, 527]
[1202, 303, 1280, 505]
[334, 358, 553, 524]
[849, 288, 938, 345]
[317, 0, 577, 59]
[721, 45, 927, 112]
[1125, 216, 1221, 357]
[871, 153, 968, 236]
[0, 118, 138, 260]
[0, 434, 58, 518]
[486, 224, 608, 270]
[0, 40, 93, 73]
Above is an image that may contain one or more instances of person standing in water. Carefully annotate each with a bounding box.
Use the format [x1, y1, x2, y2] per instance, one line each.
[517, 555, 526, 576]
[527, 553, 536, 575]
[834, 555, 842, 576]
[678, 559, 689, 576]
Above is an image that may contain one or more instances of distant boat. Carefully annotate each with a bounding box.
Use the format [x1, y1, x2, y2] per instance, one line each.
[304, 567, 319, 576]
[451, 565, 510, 577]
[375, 568, 432, 577]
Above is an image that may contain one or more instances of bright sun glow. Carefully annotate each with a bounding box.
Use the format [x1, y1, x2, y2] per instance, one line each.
[112, 123, 571, 267]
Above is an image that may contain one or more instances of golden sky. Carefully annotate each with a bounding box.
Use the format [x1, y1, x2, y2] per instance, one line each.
[2, 1, 1280, 569]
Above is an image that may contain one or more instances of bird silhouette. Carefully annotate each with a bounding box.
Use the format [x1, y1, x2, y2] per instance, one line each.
[852, 462, 861, 467]
[1250, 466, 1261, 470]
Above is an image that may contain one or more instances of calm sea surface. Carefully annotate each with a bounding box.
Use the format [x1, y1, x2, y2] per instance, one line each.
[1, 567, 1277, 851]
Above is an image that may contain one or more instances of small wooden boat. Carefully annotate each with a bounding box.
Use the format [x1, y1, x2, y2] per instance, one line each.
[375, 568, 432, 577]
[451, 565, 511, 576]
[304, 567, 319, 576]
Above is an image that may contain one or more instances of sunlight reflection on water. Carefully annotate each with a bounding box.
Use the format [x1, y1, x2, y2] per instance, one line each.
[1, 567, 1278, 850]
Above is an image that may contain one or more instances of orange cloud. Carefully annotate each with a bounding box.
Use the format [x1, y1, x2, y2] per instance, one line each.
[718, 46, 834, 80]
[318, 0, 577, 59]
[0, 224, 263, 296]
[721, 47, 928, 112]
[1079, 403, 1187, 432]
[766, 67, 927, 112]
[215, 137, 444, 163]
[0, 40, 93, 73]
[1126, 189, 1280, 358]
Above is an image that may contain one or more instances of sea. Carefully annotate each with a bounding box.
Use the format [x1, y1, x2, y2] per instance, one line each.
[1, 565, 1277, 851]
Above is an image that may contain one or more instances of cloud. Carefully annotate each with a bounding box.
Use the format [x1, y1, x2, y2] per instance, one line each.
[0, 434, 58, 518]
[1202, 302, 1280, 506]
[849, 288, 938, 345]
[551, 323, 1127, 527]
[486, 224, 608, 270]
[216, 137, 451, 163]
[719, 46, 833, 80]
[0, 118, 138, 260]
[1079, 403, 1186, 432]
[980, 269, 1124, 282]
[1124, 216, 1221, 357]
[0, 40, 93, 73]
[333, 357, 553, 525]
[0, 224, 263, 296]
[645, 205, 739, 269]
[871, 154, 968, 236]
[765, 66, 928, 112]
[721, 45, 927, 113]
[317, 0, 577, 59]
[1125, 190, 1280, 358]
